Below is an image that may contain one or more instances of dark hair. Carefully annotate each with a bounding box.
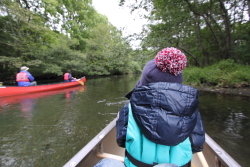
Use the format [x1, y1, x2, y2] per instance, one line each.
[67, 69, 71, 73]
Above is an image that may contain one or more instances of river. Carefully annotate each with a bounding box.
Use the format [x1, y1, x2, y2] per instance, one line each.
[0, 74, 249, 167]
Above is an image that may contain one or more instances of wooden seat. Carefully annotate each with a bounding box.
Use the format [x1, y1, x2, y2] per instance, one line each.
[96, 152, 208, 167]
[96, 152, 124, 162]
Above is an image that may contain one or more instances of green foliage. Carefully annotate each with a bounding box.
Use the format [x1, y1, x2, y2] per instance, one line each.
[1, 0, 248, 83]
[129, 61, 142, 74]
[0, 0, 136, 80]
[85, 22, 134, 76]
[30, 35, 87, 77]
[182, 66, 204, 86]
[233, 22, 250, 64]
[122, 0, 250, 66]
[184, 59, 250, 88]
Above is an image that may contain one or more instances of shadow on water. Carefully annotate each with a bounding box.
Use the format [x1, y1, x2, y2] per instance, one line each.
[0, 74, 249, 167]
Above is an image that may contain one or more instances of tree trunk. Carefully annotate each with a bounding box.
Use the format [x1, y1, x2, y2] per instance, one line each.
[248, 0, 250, 20]
[6, 9, 15, 43]
[179, 46, 201, 67]
[219, 0, 233, 59]
[184, 0, 224, 59]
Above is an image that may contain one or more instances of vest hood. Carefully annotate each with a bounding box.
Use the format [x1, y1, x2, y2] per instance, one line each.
[130, 82, 199, 146]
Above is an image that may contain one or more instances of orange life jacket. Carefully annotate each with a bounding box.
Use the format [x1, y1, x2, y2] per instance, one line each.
[16, 72, 29, 82]
[64, 73, 69, 80]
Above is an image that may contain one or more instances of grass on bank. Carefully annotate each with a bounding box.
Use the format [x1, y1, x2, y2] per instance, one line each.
[183, 59, 250, 88]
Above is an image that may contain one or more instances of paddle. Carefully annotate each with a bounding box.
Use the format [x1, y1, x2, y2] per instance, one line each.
[74, 78, 84, 85]
[197, 152, 209, 167]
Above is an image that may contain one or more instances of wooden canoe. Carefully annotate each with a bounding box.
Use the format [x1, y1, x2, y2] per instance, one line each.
[0, 76, 86, 97]
[63, 119, 241, 167]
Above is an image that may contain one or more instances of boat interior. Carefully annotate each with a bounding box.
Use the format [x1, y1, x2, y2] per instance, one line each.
[63, 119, 241, 167]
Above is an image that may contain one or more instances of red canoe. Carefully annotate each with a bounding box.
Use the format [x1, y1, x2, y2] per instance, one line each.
[0, 76, 86, 97]
[0, 86, 86, 110]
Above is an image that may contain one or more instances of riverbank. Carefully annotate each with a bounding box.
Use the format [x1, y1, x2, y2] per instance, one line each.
[198, 87, 250, 97]
[2, 80, 250, 97]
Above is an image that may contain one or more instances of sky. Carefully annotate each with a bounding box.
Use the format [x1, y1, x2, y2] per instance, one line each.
[92, 0, 147, 36]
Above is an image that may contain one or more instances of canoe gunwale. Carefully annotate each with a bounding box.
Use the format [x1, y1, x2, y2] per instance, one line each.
[63, 118, 241, 167]
[205, 134, 241, 167]
[63, 119, 116, 167]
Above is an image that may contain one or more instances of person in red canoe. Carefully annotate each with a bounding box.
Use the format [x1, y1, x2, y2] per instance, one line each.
[64, 69, 75, 82]
[16, 66, 37, 86]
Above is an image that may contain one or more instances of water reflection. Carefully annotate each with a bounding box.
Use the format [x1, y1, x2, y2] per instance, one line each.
[224, 112, 245, 137]
[0, 86, 85, 113]
[199, 91, 250, 166]
[20, 98, 36, 119]
[65, 90, 76, 99]
[0, 85, 86, 167]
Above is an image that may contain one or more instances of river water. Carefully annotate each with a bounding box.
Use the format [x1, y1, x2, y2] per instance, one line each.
[0, 74, 249, 167]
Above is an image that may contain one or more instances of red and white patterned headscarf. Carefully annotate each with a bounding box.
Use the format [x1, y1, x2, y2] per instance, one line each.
[155, 47, 187, 76]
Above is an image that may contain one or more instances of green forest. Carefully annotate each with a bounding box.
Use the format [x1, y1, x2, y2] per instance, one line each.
[0, 0, 249, 88]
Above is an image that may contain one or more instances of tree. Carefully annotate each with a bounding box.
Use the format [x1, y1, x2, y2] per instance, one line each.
[85, 18, 132, 75]
[120, 0, 250, 66]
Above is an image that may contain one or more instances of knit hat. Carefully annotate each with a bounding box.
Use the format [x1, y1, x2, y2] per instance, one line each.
[155, 47, 187, 76]
[20, 66, 29, 71]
